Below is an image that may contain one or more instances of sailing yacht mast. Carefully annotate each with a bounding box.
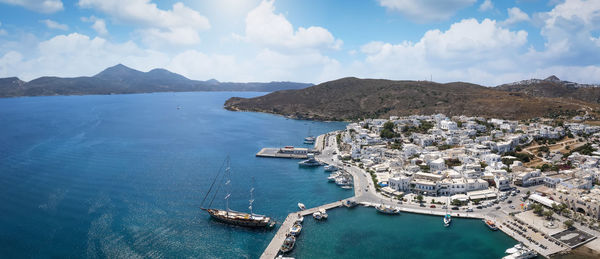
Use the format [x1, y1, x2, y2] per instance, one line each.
[225, 157, 231, 216]
[249, 177, 255, 217]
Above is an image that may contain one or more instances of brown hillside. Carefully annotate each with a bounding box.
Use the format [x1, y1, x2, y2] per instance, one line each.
[225, 77, 595, 121]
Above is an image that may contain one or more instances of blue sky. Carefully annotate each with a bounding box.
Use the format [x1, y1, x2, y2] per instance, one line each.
[0, 0, 599, 85]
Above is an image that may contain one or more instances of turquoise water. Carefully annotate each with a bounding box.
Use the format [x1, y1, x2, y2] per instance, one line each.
[0, 92, 517, 258]
[292, 206, 517, 258]
[0, 92, 349, 258]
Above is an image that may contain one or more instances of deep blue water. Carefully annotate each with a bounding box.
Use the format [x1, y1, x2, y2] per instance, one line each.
[0, 92, 519, 259]
[0, 92, 350, 258]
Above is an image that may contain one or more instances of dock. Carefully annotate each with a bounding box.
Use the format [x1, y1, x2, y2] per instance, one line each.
[496, 216, 570, 258]
[256, 147, 310, 159]
[260, 200, 346, 259]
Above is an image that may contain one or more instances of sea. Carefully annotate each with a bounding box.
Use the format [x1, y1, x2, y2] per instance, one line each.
[0, 92, 516, 258]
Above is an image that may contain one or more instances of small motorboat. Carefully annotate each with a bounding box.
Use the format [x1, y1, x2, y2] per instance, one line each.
[289, 222, 302, 236]
[319, 208, 328, 219]
[298, 203, 306, 210]
[376, 204, 400, 215]
[313, 211, 324, 220]
[483, 219, 498, 231]
[280, 234, 296, 253]
[324, 165, 338, 172]
[444, 213, 452, 227]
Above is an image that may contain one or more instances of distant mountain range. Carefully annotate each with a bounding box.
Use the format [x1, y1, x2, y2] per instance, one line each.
[0, 64, 312, 97]
[225, 77, 600, 121]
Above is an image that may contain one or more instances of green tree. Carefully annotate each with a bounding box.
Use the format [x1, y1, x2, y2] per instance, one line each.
[564, 219, 574, 229]
[533, 204, 544, 215]
[416, 195, 424, 203]
[543, 210, 554, 219]
[451, 199, 462, 206]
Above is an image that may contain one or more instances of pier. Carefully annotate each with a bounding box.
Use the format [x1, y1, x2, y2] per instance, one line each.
[260, 200, 346, 259]
[256, 147, 310, 159]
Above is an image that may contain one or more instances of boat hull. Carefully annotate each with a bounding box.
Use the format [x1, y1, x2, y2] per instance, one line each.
[203, 208, 275, 228]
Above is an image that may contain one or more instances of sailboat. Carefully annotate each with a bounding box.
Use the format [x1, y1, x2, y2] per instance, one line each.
[304, 127, 315, 144]
[201, 158, 276, 228]
[444, 197, 451, 227]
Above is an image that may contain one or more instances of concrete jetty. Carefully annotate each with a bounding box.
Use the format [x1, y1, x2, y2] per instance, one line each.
[260, 200, 346, 259]
[256, 147, 310, 159]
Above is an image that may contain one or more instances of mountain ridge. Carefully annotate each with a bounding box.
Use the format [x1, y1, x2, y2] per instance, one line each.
[0, 64, 313, 97]
[225, 77, 599, 121]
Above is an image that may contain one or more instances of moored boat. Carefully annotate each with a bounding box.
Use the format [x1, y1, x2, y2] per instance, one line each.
[280, 235, 296, 253]
[376, 204, 400, 214]
[201, 157, 275, 229]
[502, 243, 537, 259]
[483, 219, 498, 231]
[298, 203, 306, 210]
[319, 208, 328, 219]
[324, 165, 338, 172]
[313, 211, 323, 220]
[289, 222, 302, 236]
[298, 154, 321, 167]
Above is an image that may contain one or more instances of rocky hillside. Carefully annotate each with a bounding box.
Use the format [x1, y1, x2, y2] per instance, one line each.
[496, 76, 600, 103]
[225, 77, 595, 121]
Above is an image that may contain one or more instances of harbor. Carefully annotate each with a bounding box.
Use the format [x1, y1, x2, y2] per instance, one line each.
[257, 132, 590, 259]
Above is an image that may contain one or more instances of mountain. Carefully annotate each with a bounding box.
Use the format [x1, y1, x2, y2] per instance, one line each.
[496, 76, 600, 103]
[224, 77, 596, 121]
[0, 64, 312, 98]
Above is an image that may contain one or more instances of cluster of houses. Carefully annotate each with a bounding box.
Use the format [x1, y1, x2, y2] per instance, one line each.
[338, 114, 600, 218]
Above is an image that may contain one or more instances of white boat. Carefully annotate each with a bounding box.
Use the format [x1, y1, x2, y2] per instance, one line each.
[327, 172, 341, 182]
[444, 213, 452, 227]
[502, 244, 537, 259]
[289, 222, 302, 236]
[296, 216, 304, 223]
[324, 165, 338, 172]
[298, 203, 306, 210]
[376, 204, 400, 214]
[319, 208, 328, 219]
[298, 154, 321, 167]
[313, 211, 323, 220]
[280, 235, 296, 253]
[341, 185, 353, 190]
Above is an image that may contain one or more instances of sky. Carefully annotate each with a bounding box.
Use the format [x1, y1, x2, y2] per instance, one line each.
[0, 0, 599, 86]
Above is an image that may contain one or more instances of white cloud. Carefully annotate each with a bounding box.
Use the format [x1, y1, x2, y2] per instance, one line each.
[242, 0, 341, 51]
[82, 16, 108, 35]
[78, 0, 210, 46]
[479, 0, 493, 12]
[0, 31, 340, 83]
[529, 0, 600, 65]
[355, 18, 529, 85]
[0, 0, 63, 13]
[377, 0, 477, 22]
[501, 7, 530, 26]
[40, 19, 69, 30]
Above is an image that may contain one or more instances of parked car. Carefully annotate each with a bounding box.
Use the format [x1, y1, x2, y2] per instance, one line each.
[420, 204, 426, 207]
[495, 206, 501, 210]
[451, 207, 459, 210]
[442, 205, 448, 209]
[507, 200, 513, 204]
[509, 205, 515, 209]
[466, 207, 473, 212]
[476, 206, 483, 209]
[430, 205, 436, 208]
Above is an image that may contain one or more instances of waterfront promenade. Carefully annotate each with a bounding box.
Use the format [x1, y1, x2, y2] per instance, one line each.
[260, 133, 573, 258]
